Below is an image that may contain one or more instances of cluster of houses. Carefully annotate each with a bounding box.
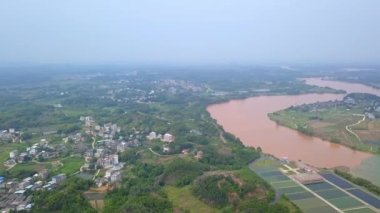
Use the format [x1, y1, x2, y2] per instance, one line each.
[159, 79, 205, 93]
[294, 95, 380, 120]
[63, 132, 85, 144]
[147, 132, 174, 142]
[0, 129, 20, 143]
[98, 138, 141, 153]
[81, 137, 127, 184]
[4, 139, 57, 168]
[342, 96, 379, 119]
[105, 79, 207, 104]
[80, 116, 121, 139]
[1, 115, 185, 211]
[83, 148, 120, 169]
[0, 171, 66, 212]
[95, 164, 124, 187]
[146, 131, 205, 159]
[77, 116, 147, 187]
[80, 116, 143, 152]
[82, 149, 124, 187]
[146, 132, 175, 153]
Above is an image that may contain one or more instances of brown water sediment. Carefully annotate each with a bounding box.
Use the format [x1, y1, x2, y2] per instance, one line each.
[304, 78, 380, 96]
[207, 78, 379, 168]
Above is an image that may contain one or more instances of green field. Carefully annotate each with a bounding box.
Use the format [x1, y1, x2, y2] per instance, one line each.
[278, 186, 305, 194]
[291, 197, 333, 211]
[164, 186, 219, 213]
[272, 180, 299, 188]
[328, 196, 364, 210]
[316, 188, 348, 199]
[269, 108, 370, 151]
[1, 154, 85, 179]
[7, 162, 39, 178]
[57, 157, 84, 175]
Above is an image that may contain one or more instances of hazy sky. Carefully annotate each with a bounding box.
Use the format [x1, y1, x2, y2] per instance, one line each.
[1, 0, 379, 64]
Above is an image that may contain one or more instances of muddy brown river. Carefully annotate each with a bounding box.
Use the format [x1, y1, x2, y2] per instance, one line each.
[207, 78, 380, 168]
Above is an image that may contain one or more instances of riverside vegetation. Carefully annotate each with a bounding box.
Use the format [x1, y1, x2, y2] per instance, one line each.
[269, 93, 380, 153]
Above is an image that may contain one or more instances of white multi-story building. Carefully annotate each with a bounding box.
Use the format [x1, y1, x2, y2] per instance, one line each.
[146, 132, 157, 140]
[113, 154, 119, 165]
[162, 133, 174, 143]
[10, 150, 18, 159]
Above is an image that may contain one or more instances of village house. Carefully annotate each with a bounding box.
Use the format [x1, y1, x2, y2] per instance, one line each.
[38, 169, 49, 180]
[195, 151, 203, 160]
[365, 112, 376, 120]
[146, 131, 157, 140]
[163, 145, 170, 153]
[51, 174, 66, 185]
[117, 141, 128, 152]
[162, 133, 174, 143]
[110, 171, 122, 183]
[9, 150, 18, 159]
[146, 132, 175, 143]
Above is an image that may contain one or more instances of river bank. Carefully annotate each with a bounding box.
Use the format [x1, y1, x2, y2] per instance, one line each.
[207, 78, 380, 185]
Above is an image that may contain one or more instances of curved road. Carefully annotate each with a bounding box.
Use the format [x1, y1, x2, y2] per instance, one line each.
[345, 114, 366, 142]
